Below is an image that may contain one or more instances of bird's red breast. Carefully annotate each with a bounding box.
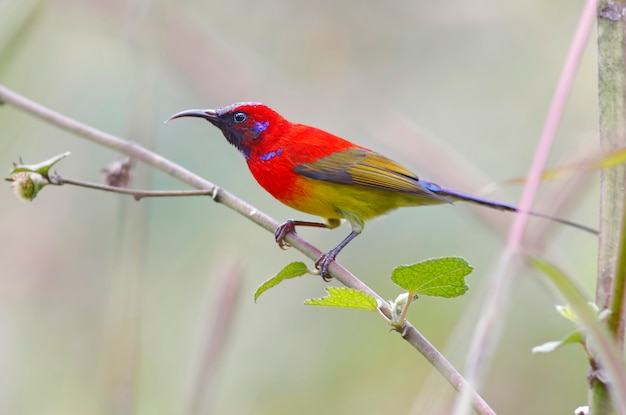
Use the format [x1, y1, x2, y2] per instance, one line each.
[245, 121, 359, 214]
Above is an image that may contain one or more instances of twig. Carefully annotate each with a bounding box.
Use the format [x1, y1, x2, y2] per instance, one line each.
[52, 175, 212, 200]
[0, 84, 495, 415]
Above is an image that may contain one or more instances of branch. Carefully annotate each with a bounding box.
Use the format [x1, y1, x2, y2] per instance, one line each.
[52, 176, 213, 200]
[0, 84, 495, 415]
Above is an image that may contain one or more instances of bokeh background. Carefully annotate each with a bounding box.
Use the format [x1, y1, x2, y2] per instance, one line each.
[0, 1, 599, 414]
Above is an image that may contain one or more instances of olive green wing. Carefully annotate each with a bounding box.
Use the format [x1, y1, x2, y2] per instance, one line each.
[294, 147, 447, 201]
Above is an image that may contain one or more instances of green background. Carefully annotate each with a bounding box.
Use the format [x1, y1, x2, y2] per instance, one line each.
[0, 1, 599, 414]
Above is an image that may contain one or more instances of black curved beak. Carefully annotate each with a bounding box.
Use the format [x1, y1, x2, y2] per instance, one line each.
[166, 109, 218, 125]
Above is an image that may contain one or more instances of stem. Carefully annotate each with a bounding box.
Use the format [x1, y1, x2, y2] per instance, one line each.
[610, 195, 626, 341]
[0, 84, 495, 415]
[53, 176, 212, 200]
[598, 0, 626, 344]
[396, 293, 415, 328]
[596, 1, 626, 413]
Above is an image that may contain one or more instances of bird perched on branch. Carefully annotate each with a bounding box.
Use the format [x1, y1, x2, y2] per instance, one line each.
[169, 102, 596, 279]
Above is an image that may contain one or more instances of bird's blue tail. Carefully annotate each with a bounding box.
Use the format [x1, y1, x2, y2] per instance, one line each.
[421, 181, 597, 235]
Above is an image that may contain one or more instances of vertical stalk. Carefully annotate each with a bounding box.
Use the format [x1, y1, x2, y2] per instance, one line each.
[597, 0, 626, 321]
[596, 1, 626, 413]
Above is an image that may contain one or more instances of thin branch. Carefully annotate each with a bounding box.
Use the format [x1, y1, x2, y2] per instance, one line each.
[0, 84, 495, 415]
[51, 175, 213, 200]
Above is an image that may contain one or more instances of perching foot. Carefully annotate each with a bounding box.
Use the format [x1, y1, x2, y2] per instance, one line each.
[275, 220, 297, 249]
[315, 252, 336, 282]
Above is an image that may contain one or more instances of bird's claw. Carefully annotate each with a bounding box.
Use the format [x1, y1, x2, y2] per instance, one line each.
[276, 220, 337, 281]
[275, 220, 296, 249]
[315, 253, 335, 282]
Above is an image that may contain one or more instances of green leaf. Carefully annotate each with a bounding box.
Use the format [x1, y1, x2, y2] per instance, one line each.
[532, 301, 612, 356]
[391, 256, 472, 298]
[531, 257, 626, 395]
[10, 152, 71, 179]
[505, 146, 626, 185]
[532, 330, 584, 354]
[556, 303, 609, 324]
[305, 287, 378, 310]
[254, 262, 309, 302]
[555, 304, 579, 323]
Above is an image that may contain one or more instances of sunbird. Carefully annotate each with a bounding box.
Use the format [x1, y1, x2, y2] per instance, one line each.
[169, 103, 596, 279]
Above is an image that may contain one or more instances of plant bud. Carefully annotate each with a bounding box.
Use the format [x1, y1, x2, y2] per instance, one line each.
[8, 171, 48, 201]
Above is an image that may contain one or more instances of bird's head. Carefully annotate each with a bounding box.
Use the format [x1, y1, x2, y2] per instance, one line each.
[168, 102, 284, 159]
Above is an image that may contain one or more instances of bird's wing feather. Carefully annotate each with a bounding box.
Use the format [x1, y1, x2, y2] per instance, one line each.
[294, 147, 444, 199]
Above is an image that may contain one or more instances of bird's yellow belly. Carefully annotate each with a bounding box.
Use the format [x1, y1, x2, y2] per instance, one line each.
[282, 177, 446, 225]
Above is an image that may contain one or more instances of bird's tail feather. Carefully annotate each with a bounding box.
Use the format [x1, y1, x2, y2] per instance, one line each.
[421, 181, 597, 235]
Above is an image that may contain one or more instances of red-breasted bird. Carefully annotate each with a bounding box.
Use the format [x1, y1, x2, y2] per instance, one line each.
[168, 102, 596, 279]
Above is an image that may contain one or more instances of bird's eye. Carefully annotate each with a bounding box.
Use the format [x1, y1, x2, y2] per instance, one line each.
[233, 112, 247, 124]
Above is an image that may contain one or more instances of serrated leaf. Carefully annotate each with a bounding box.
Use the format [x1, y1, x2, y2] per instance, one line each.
[391, 256, 472, 298]
[254, 262, 309, 302]
[304, 287, 378, 310]
[532, 330, 584, 354]
[10, 152, 70, 179]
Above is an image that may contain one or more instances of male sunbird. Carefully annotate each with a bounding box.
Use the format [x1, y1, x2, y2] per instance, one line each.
[169, 103, 596, 279]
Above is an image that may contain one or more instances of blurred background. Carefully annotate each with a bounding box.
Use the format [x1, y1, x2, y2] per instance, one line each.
[0, 0, 599, 414]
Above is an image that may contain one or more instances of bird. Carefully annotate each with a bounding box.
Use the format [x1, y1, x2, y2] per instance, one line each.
[168, 102, 597, 280]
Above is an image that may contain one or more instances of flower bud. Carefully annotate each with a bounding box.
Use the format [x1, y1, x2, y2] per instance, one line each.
[8, 171, 48, 201]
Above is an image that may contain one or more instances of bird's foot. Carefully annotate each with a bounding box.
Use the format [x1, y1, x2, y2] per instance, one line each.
[275, 220, 296, 249]
[315, 252, 336, 282]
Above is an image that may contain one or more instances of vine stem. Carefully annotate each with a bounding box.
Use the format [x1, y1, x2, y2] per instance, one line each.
[0, 84, 495, 415]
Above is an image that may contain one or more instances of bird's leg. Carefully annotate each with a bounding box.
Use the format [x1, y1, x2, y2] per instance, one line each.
[315, 230, 360, 281]
[274, 220, 329, 249]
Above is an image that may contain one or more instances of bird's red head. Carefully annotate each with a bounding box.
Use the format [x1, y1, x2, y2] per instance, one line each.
[168, 102, 285, 159]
